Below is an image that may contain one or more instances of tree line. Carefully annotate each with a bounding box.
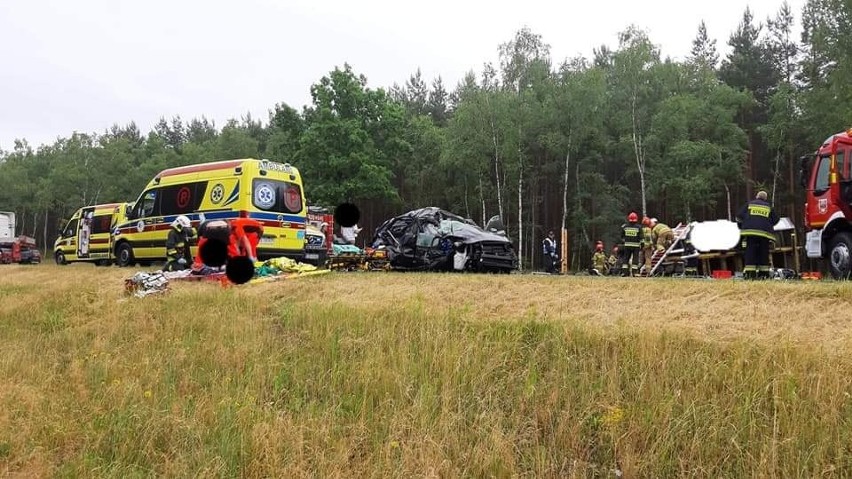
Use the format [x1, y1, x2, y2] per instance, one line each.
[1, 0, 848, 269]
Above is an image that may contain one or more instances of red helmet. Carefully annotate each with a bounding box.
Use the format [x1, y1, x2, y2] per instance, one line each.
[628, 212, 638, 222]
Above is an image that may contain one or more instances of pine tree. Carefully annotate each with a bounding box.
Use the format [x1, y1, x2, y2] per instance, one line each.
[689, 20, 719, 70]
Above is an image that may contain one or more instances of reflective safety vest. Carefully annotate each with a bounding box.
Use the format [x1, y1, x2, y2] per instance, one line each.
[542, 237, 556, 255]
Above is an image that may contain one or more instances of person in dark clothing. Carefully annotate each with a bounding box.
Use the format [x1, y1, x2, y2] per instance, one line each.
[164, 215, 194, 272]
[542, 230, 558, 274]
[620, 212, 643, 277]
[682, 228, 700, 277]
[736, 191, 779, 280]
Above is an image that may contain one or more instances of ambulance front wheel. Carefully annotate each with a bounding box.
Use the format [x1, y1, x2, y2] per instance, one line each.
[54, 251, 67, 265]
[116, 242, 135, 267]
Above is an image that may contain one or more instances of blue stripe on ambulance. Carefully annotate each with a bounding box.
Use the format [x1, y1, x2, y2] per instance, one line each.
[115, 211, 305, 231]
[159, 212, 306, 223]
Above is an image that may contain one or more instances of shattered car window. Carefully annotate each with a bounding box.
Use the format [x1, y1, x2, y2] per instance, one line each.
[417, 223, 439, 247]
[438, 220, 466, 234]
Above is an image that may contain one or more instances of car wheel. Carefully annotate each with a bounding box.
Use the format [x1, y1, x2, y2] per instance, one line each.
[116, 242, 135, 267]
[55, 251, 67, 265]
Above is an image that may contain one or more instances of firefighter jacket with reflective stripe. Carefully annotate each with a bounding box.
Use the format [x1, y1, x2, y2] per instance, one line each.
[641, 226, 653, 246]
[166, 226, 192, 260]
[736, 199, 779, 241]
[592, 251, 607, 271]
[621, 222, 642, 248]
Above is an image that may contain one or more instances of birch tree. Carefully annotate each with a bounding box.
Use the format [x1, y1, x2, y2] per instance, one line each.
[609, 27, 661, 217]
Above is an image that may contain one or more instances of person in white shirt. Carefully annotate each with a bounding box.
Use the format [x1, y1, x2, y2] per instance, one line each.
[340, 224, 362, 245]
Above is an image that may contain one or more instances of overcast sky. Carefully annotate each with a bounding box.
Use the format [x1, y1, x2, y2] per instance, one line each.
[0, 0, 805, 151]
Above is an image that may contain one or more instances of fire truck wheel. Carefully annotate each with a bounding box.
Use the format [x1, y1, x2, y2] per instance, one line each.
[116, 242, 135, 267]
[828, 232, 852, 280]
[54, 251, 67, 265]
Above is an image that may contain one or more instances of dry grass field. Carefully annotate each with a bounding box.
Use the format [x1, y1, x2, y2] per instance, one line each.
[1, 264, 852, 477]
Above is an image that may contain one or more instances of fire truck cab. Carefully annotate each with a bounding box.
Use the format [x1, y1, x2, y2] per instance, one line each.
[802, 128, 852, 279]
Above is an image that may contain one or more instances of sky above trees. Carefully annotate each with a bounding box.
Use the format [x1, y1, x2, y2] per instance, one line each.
[0, 0, 805, 150]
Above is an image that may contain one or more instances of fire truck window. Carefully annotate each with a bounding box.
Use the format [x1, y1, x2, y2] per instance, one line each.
[815, 156, 831, 191]
[838, 150, 847, 180]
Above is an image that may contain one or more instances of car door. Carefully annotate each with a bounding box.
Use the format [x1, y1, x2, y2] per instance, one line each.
[77, 207, 95, 260]
[60, 217, 80, 261]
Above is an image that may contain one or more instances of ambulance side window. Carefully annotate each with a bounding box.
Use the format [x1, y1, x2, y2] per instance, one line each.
[91, 215, 113, 234]
[159, 182, 206, 216]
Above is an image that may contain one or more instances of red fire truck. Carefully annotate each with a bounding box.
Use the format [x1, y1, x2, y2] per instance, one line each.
[0, 236, 42, 264]
[802, 128, 852, 279]
[307, 206, 334, 255]
[0, 212, 40, 264]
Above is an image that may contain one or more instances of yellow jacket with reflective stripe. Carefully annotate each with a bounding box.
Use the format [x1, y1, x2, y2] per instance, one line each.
[642, 226, 653, 246]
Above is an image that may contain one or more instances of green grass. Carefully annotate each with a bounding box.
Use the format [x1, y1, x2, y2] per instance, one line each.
[0, 266, 851, 477]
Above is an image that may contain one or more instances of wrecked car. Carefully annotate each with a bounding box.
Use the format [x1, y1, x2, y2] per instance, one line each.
[370, 207, 518, 273]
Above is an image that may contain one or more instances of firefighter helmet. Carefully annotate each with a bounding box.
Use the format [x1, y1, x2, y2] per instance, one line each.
[628, 212, 638, 222]
[172, 215, 191, 230]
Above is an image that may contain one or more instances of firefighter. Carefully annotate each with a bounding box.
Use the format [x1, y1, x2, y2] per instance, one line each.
[590, 241, 607, 276]
[542, 230, 558, 274]
[165, 215, 194, 272]
[640, 216, 654, 273]
[650, 218, 674, 253]
[607, 245, 620, 275]
[620, 212, 643, 277]
[736, 190, 779, 280]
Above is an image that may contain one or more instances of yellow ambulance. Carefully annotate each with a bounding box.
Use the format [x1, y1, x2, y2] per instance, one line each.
[112, 158, 308, 267]
[54, 202, 132, 265]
